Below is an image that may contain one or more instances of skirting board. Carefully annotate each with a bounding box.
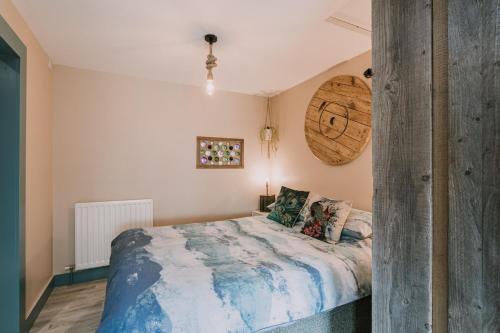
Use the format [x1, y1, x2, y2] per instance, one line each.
[53, 266, 109, 287]
[24, 266, 109, 332]
[24, 277, 54, 332]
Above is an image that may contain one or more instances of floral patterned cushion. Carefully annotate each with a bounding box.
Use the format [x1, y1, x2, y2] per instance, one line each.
[301, 199, 352, 243]
[267, 186, 309, 227]
[293, 193, 326, 232]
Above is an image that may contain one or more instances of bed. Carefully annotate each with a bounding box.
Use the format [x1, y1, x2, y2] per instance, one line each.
[97, 215, 372, 333]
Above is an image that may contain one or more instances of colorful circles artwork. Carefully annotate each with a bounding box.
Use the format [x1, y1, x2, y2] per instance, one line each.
[196, 137, 244, 168]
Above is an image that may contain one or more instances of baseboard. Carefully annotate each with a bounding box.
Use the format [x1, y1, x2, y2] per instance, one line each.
[24, 277, 54, 332]
[53, 266, 109, 287]
[22, 267, 109, 331]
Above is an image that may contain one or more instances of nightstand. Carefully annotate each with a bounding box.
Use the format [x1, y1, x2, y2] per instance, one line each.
[259, 194, 276, 211]
[251, 210, 268, 217]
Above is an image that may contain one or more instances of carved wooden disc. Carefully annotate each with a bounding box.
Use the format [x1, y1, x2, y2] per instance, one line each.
[304, 75, 372, 166]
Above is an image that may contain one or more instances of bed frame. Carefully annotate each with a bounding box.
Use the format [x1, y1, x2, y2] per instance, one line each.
[264, 297, 371, 333]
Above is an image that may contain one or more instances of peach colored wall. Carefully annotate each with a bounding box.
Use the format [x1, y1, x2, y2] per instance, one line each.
[0, 0, 53, 316]
[270, 51, 372, 211]
[52, 66, 269, 274]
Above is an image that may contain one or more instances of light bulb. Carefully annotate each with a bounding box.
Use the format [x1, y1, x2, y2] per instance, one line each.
[206, 79, 215, 96]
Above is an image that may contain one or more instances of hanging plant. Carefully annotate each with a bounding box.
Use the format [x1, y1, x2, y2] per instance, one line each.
[260, 97, 279, 158]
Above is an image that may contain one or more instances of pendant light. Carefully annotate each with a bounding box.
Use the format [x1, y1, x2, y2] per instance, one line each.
[204, 34, 218, 96]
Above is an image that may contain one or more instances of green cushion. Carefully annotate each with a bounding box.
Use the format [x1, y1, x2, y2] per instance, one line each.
[268, 186, 309, 227]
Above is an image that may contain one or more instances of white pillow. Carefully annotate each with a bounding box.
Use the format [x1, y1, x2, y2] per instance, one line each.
[341, 208, 372, 239]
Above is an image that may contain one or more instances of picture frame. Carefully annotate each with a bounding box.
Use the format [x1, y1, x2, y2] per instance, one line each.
[196, 136, 244, 169]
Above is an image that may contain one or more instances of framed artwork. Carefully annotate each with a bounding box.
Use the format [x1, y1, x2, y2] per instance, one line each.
[196, 136, 244, 169]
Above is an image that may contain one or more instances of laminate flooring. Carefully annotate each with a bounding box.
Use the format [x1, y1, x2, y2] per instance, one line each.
[30, 280, 106, 333]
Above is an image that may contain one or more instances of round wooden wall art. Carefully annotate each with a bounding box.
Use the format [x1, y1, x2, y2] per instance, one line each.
[304, 75, 372, 166]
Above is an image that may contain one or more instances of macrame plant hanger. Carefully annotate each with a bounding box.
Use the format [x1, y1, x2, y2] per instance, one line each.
[260, 97, 278, 158]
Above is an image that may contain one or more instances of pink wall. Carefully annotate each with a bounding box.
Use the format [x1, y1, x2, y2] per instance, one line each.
[52, 66, 269, 273]
[2, 0, 371, 313]
[0, 0, 53, 316]
[270, 51, 372, 211]
[52, 52, 373, 274]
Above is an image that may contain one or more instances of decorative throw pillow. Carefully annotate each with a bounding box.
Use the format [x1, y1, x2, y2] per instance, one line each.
[267, 186, 309, 227]
[301, 199, 352, 243]
[293, 193, 326, 232]
[341, 208, 372, 240]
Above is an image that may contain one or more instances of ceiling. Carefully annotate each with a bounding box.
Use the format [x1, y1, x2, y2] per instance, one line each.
[12, 0, 371, 95]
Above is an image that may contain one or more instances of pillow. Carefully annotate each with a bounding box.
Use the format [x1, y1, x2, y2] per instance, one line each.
[341, 208, 372, 240]
[267, 186, 309, 227]
[301, 198, 352, 243]
[293, 193, 326, 232]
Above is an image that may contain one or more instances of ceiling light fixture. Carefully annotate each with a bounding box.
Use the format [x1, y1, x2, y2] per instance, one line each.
[204, 34, 218, 96]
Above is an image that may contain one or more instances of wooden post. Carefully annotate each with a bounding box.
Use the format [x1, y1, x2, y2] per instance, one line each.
[432, 0, 449, 331]
[373, 0, 499, 332]
[448, 0, 500, 331]
[372, 0, 433, 331]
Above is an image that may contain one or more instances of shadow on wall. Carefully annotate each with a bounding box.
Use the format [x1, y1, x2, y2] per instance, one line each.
[154, 213, 252, 227]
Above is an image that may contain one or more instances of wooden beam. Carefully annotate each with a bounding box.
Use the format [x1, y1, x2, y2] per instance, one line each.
[373, 0, 499, 331]
[448, 0, 500, 331]
[432, 0, 449, 332]
[372, 0, 433, 331]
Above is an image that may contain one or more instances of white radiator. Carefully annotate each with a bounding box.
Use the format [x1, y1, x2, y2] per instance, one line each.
[75, 199, 153, 270]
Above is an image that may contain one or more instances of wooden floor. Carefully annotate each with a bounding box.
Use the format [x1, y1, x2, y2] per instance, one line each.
[31, 280, 107, 333]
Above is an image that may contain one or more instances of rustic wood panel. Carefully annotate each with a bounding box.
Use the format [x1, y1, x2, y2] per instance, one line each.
[320, 80, 372, 103]
[372, 0, 433, 332]
[304, 116, 370, 146]
[304, 117, 367, 152]
[315, 89, 372, 114]
[448, 0, 500, 331]
[305, 125, 357, 160]
[305, 75, 371, 166]
[309, 98, 371, 126]
[330, 75, 367, 88]
[432, 0, 449, 332]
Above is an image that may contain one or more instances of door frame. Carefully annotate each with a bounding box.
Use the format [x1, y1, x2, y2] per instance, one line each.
[0, 13, 27, 333]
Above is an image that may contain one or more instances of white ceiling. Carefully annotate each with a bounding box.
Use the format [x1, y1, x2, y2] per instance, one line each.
[13, 0, 371, 95]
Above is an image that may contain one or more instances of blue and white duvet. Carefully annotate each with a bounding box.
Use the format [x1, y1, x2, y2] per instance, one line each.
[98, 216, 372, 333]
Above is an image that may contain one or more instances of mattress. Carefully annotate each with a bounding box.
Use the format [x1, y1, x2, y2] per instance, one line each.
[97, 215, 372, 333]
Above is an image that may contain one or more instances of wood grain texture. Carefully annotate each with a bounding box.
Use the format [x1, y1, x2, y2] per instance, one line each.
[432, 0, 449, 332]
[30, 280, 105, 333]
[448, 0, 500, 331]
[372, 0, 433, 332]
[304, 75, 371, 166]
